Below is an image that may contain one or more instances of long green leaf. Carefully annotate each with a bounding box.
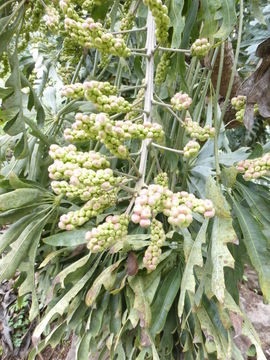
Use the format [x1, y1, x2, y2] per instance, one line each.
[231, 198, 270, 302]
[178, 220, 208, 318]
[214, 0, 237, 39]
[151, 265, 181, 335]
[32, 263, 98, 344]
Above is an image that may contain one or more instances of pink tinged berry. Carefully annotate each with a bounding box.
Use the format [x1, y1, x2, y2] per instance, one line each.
[177, 214, 186, 223]
[204, 210, 215, 218]
[140, 219, 151, 228]
[148, 196, 157, 206]
[85, 231, 92, 241]
[58, 222, 65, 230]
[131, 213, 141, 224]
[66, 224, 74, 231]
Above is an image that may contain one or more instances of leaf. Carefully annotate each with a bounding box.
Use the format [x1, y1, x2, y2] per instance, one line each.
[39, 248, 68, 268]
[0, 211, 41, 254]
[231, 198, 270, 302]
[249, 0, 265, 24]
[55, 254, 91, 288]
[200, 0, 219, 37]
[129, 275, 152, 328]
[211, 217, 235, 303]
[169, 0, 185, 48]
[151, 265, 181, 334]
[32, 269, 94, 345]
[196, 305, 227, 359]
[214, 0, 236, 39]
[0, 210, 51, 282]
[43, 228, 88, 246]
[224, 291, 267, 360]
[205, 177, 231, 218]
[178, 220, 208, 318]
[14, 132, 29, 159]
[85, 258, 124, 307]
[0, 188, 45, 211]
[221, 166, 238, 188]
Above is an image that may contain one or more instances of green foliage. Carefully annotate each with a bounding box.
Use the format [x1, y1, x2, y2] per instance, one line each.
[0, 0, 269, 359]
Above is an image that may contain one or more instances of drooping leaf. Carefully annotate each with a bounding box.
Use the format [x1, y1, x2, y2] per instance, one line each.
[129, 275, 152, 329]
[231, 198, 270, 302]
[0, 188, 46, 211]
[169, 0, 185, 48]
[85, 258, 124, 307]
[43, 228, 89, 246]
[32, 266, 98, 345]
[151, 265, 181, 334]
[211, 217, 235, 303]
[178, 220, 208, 318]
[214, 0, 237, 39]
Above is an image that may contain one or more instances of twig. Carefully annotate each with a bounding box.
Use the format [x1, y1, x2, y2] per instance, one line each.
[157, 47, 190, 54]
[154, 94, 185, 125]
[111, 26, 147, 35]
[151, 142, 184, 154]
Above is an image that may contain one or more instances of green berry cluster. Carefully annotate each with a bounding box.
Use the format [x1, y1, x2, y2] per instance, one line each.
[143, 0, 170, 44]
[43, 6, 60, 32]
[58, 192, 117, 230]
[231, 95, 246, 123]
[143, 219, 165, 271]
[120, 12, 135, 39]
[177, 191, 215, 218]
[62, 81, 117, 100]
[131, 183, 215, 229]
[171, 92, 192, 111]
[125, 82, 145, 120]
[236, 154, 270, 181]
[19, 1, 45, 51]
[190, 38, 211, 57]
[51, 167, 122, 201]
[64, 113, 98, 142]
[183, 140, 200, 158]
[48, 144, 109, 180]
[63, 15, 130, 57]
[231, 95, 246, 111]
[154, 172, 168, 187]
[86, 214, 129, 252]
[64, 112, 164, 158]
[184, 116, 215, 141]
[81, 0, 103, 11]
[62, 81, 131, 114]
[155, 52, 171, 85]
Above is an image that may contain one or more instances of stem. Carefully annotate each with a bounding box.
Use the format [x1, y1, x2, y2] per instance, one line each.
[219, 0, 244, 130]
[119, 84, 146, 92]
[135, 10, 156, 190]
[71, 54, 84, 84]
[157, 47, 190, 55]
[154, 94, 184, 125]
[113, 170, 138, 180]
[128, 157, 141, 177]
[151, 142, 184, 154]
[111, 26, 146, 35]
[0, 0, 14, 11]
[152, 99, 172, 109]
[24, 118, 51, 146]
[214, 43, 224, 180]
[131, 52, 149, 58]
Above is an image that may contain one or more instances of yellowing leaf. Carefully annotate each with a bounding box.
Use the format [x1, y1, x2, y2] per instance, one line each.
[211, 217, 235, 303]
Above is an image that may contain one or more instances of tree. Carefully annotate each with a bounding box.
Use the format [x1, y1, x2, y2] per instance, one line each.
[0, 0, 270, 358]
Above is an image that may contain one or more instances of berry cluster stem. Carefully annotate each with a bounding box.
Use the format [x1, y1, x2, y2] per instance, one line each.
[136, 10, 156, 190]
